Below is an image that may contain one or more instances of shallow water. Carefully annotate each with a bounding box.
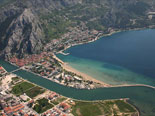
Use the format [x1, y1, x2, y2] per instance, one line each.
[1, 29, 155, 116]
[57, 29, 155, 86]
[0, 59, 155, 116]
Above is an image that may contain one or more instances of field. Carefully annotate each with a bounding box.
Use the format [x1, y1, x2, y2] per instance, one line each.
[25, 86, 45, 98]
[12, 76, 20, 82]
[11, 76, 22, 84]
[11, 81, 45, 98]
[51, 96, 67, 105]
[11, 81, 34, 95]
[33, 98, 54, 114]
[71, 100, 138, 116]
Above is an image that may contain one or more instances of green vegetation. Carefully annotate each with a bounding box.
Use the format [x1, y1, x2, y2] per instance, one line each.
[39, 0, 155, 43]
[72, 101, 102, 116]
[25, 86, 45, 98]
[115, 100, 136, 113]
[126, 2, 149, 15]
[0, 0, 16, 8]
[51, 96, 67, 105]
[41, 12, 72, 42]
[11, 81, 34, 95]
[72, 100, 138, 116]
[11, 76, 23, 85]
[11, 77, 21, 83]
[64, 70, 82, 79]
[33, 98, 54, 114]
[12, 76, 20, 81]
[11, 80, 45, 98]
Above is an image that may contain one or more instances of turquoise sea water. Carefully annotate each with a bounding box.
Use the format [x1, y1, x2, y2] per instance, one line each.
[57, 29, 155, 86]
[0, 60, 155, 116]
[0, 29, 155, 116]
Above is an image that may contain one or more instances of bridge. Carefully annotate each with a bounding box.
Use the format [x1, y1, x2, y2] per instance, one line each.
[10, 68, 21, 73]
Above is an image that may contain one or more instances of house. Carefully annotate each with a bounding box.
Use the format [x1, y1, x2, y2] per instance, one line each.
[48, 92, 58, 100]
[4, 104, 24, 115]
[59, 103, 71, 112]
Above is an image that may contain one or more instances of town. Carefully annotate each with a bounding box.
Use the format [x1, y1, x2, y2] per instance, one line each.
[0, 66, 139, 116]
[8, 52, 103, 89]
[0, 66, 7, 77]
[6, 27, 110, 90]
[45, 25, 104, 53]
[0, 69, 74, 116]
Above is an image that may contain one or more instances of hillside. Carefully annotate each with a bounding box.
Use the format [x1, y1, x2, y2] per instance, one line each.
[0, 0, 155, 58]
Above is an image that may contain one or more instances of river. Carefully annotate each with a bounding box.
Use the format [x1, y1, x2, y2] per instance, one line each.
[0, 59, 155, 116]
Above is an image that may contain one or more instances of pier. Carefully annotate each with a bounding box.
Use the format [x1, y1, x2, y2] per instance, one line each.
[59, 51, 70, 56]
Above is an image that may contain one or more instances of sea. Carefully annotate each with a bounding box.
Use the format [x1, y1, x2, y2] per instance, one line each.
[57, 29, 155, 86]
[0, 29, 155, 116]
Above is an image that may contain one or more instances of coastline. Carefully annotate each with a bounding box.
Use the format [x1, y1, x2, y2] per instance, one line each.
[58, 26, 155, 54]
[1, 29, 155, 115]
[2, 28, 155, 89]
[2, 53, 155, 89]
[53, 54, 155, 89]
[54, 27, 155, 89]
[53, 54, 110, 87]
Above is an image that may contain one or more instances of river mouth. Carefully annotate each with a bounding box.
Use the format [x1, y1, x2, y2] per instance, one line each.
[0, 29, 155, 116]
[57, 29, 155, 87]
[0, 59, 155, 116]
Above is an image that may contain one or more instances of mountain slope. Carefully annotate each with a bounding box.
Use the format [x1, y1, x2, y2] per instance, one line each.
[0, 0, 155, 59]
[0, 9, 44, 58]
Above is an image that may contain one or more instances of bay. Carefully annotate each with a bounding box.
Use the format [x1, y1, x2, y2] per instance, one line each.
[57, 29, 155, 86]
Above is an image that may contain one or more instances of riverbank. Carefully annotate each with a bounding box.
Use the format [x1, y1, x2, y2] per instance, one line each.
[3, 53, 155, 89]
[1, 59, 154, 116]
[5, 73, 140, 116]
[1, 69, 139, 116]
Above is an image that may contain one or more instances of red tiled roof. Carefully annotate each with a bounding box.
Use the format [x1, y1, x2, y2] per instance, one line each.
[4, 107, 11, 112]
[0, 67, 3, 70]
[1, 113, 6, 116]
[24, 114, 29, 116]
[13, 113, 18, 115]
[4, 104, 24, 114]
[60, 103, 71, 110]
[49, 92, 58, 99]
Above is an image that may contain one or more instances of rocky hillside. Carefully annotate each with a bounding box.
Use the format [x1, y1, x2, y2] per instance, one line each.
[0, 8, 44, 58]
[0, 0, 81, 58]
[0, 0, 155, 58]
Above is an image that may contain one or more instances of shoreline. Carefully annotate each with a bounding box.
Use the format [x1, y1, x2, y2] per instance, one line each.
[1, 52, 155, 89]
[53, 54, 155, 89]
[1, 28, 155, 89]
[2, 72, 140, 115]
[54, 27, 155, 89]
[58, 26, 155, 54]
[4, 58, 155, 90]
[53, 54, 110, 87]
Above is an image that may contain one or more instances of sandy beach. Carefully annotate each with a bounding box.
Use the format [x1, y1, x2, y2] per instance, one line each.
[53, 54, 155, 89]
[53, 54, 110, 87]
